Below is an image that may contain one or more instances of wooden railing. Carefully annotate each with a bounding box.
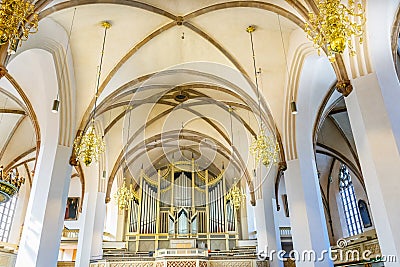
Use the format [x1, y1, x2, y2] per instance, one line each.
[331, 230, 386, 265]
[62, 228, 79, 239]
[62, 229, 116, 241]
[57, 261, 75, 267]
[0, 247, 17, 267]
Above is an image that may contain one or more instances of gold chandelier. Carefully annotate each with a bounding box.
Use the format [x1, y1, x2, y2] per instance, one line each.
[226, 183, 244, 210]
[114, 178, 137, 210]
[0, 166, 25, 203]
[250, 129, 280, 166]
[74, 122, 105, 166]
[0, 0, 39, 54]
[246, 25, 280, 166]
[304, 0, 366, 62]
[74, 21, 110, 166]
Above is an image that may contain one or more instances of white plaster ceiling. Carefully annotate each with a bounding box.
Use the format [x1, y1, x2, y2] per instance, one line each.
[0, 0, 350, 193]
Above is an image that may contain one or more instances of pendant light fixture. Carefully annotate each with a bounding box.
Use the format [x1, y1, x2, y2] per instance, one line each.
[290, 101, 298, 115]
[74, 21, 110, 166]
[247, 25, 280, 166]
[0, 0, 39, 54]
[304, 0, 366, 62]
[225, 106, 243, 210]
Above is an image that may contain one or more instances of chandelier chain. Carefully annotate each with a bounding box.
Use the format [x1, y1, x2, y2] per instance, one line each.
[278, 15, 291, 94]
[247, 28, 262, 126]
[74, 21, 110, 166]
[93, 24, 110, 121]
[229, 106, 234, 146]
[246, 25, 280, 166]
[58, 8, 76, 100]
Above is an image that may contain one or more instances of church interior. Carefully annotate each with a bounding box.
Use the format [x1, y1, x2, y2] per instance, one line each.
[0, 1, 398, 267]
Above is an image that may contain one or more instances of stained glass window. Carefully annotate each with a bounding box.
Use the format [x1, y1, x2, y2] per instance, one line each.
[339, 164, 363, 236]
[0, 196, 17, 241]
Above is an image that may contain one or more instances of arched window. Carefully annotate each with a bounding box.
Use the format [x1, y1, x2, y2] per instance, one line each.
[339, 165, 363, 236]
[358, 200, 372, 228]
[0, 196, 17, 241]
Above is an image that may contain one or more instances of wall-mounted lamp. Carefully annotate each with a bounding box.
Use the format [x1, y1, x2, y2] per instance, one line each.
[290, 101, 298, 115]
[52, 99, 60, 113]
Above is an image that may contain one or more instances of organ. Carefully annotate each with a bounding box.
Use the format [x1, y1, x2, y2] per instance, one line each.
[125, 160, 242, 252]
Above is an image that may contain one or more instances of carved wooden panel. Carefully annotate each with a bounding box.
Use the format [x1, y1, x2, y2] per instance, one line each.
[167, 261, 196, 267]
[109, 262, 154, 267]
[364, 243, 381, 255]
[210, 260, 252, 267]
[283, 259, 296, 267]
[256, 261, 269, 267]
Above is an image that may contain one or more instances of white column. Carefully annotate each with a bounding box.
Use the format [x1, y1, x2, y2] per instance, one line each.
[75, 165, 106, 267]
[15, 144, 72, 267]
[240, 195, 249, 240]
[254, 165, 283, 267]
[285, 159, 332, 267]
[116, 209, 126, 241]
[345, 73, 400, 266]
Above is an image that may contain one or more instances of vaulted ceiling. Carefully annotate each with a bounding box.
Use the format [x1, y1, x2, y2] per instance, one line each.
[0, 0, 358, 203]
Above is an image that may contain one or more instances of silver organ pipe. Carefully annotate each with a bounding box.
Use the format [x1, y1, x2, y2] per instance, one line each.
[212, 189, 216, 232]
[153, 186, 155, 233]
[214, 188, 217, 232]
[208, 180, 225, 233]
[147, 185, 151, 234]
[209, 189, 212, 232]
[129, 199, 138, 232]
[211, 187, 215, 233]
[216, 185, 221, 232]
[139, 181, 159, 234]
[152, 189, 156, 233]
[218, 182, 222, 232]
[219, 181, 225, 232]
[226, 199, 236, 231]
[227, 202, 231, 231]
[145, 183, 149, 233]
[148, 185, 152, 233]
[141, 183, 146, 233]
[140, 186, 144, 234]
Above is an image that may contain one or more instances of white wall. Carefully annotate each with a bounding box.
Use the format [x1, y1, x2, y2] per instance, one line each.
[9, 181, 30, 245]
[64, 176, 82, 229]
[274, 177, 291, 228]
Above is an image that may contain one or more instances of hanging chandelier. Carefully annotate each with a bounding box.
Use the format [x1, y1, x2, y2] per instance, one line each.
[304, 0, 366, 62]
[250, 129, 280, 166]
[246, 25, 280, 166]
[114, 178, 137, 210]
[0, 0, 39, 54]
[226, 183, 244, 210]
[74, 21, 110, 166]
[74, 122, 105, 166]
[0, 166, 25, 203]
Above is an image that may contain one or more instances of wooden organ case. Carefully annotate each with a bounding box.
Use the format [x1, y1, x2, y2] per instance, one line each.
[125, 161, 240, 252]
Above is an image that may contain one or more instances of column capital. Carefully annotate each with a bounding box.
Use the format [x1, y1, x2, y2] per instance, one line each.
[0, 65, 7, 78]
[336, 80, 353, 97]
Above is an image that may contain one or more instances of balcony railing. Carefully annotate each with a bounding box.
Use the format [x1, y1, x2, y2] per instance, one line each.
[62, 228, 79, 239]
[332, 230, 386, 265]
[62, 229, 115, 241]
[279, 227, 292, 237]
